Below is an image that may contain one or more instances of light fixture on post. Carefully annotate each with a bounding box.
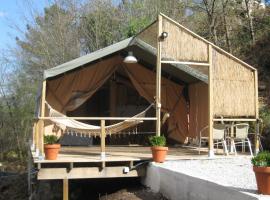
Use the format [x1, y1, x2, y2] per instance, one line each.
[123, 51, 137, 63]
[160, 31, 168, 40]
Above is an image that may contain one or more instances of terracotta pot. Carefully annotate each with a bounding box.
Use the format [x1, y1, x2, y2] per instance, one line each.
[44, 144, 61, 160]
[151, 146, 168, 163]
[253, 166, 270, 195]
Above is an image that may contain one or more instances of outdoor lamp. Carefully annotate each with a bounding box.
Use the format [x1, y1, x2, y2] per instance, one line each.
[160, 31, 168, 40]
[123, 51, 138, 63]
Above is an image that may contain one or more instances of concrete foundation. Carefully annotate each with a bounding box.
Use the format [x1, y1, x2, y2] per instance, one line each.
[142, 163, 260, 200]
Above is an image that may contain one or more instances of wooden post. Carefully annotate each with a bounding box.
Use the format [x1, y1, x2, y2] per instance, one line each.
[208, 44, 214, 157]
[63, 178, 69, 200]
[255, 120, 260, 155]
[32, 122, 37, 150]
[156, 14, 162, 137]
[254, 70, 260, 155]
[38, 120, 44, 156]
[35, 120, 40, 157]
[39, 81, 46, 158]
[100, 120, 106, 160]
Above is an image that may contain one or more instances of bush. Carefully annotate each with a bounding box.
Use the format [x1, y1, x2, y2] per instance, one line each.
[44, 135, 59, 145]
[149, 135, 166, 147]
[251, 151, 270, 167]
[260, 106, 270, 135]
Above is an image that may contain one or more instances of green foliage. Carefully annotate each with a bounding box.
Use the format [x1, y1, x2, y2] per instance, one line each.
[149, 135, 166, 147]
[4, 150, 19, 161]
[260, 106, 270, 135]
[44, 135, 59, 145]
[252, 151, 270, 167]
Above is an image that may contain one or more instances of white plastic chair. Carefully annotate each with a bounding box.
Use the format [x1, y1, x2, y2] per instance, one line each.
[231, 123, 253, 156]
[199, 124, 228, 155]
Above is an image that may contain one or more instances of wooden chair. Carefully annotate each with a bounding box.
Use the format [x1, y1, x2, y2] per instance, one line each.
[199, 124, 228, 155]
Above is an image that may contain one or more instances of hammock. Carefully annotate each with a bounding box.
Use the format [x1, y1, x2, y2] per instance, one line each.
[46, 103, 154, 137]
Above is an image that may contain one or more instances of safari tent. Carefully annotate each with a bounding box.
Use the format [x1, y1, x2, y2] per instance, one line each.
[33, 13, 258, 158]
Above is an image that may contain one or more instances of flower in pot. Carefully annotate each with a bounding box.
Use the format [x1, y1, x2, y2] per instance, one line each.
[252, 151, 270, 195]
[44, 135, 61, 160]
[149, 135, 168, 163]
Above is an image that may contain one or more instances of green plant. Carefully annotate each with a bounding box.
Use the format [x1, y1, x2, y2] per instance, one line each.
[149, 135, 166, 147]
[260, 106, 270, 135]
[252, 151, 270, 167]
[44, 135, 59, 145]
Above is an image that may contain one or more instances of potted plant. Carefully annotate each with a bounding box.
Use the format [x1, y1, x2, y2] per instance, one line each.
[44, 135, 61, 160]
[252, 151, 270, 195]
[149, 135, 168, 163]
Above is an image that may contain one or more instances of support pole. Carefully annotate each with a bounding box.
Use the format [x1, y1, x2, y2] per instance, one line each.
[100, 120, 106, 160]
[255, 120, 260, 155]
[156, 14, 162, 137]
[31, 122, 37, 151]
[38, 120, 44, 158]
[254, 70, 260, 155]
[63, 178, 69, 200]
[35, 120, 40, 157]
[38, 80, 46, 158]
[208, 44, 214, 157]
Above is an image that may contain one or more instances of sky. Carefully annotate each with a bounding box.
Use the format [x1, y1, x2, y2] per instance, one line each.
[0, 0, 47, 49]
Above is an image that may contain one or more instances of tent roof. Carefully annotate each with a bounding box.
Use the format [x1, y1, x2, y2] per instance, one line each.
[44, 37, 207, 84]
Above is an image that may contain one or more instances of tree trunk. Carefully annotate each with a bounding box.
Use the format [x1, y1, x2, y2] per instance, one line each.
[244, 0, 256, 45]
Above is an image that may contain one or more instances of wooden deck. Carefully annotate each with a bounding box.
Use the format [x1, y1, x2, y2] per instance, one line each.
[32, 145, 251, 180]
[32, 145, 249, 164]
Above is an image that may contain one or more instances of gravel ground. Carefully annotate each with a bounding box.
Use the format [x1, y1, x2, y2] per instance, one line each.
[158, 157, 259, 194]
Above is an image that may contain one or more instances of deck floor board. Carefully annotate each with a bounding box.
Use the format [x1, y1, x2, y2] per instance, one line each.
[32, 145, 248, 164]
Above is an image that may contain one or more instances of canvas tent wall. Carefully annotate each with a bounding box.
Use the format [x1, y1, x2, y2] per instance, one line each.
[43, 54, 190, 143]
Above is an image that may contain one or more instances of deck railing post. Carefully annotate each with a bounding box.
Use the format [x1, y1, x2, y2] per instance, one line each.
[100, 120, 106, 160]
[255, 119, 260, 155]
[35, 120, 40, 157]
[38, 119, 44, 159]
[31, 121, 37, 151]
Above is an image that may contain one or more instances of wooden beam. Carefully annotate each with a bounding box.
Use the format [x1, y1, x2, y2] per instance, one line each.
[255, 120, 260, 155]
[38, 120, 44, 156]
[38, 117, 157, 121]
[37, 167, 145, 180]
[34, 121, 39, 154]
[32, 122, 37, 149]
[41, 81, 46, 117]
[156, 14, 162, 137]
[254, 70, 259, 119]
[208, 44, 214, 157]
[63, 178, 68, 200]
[38, 80, 46, 158]
[161, 60, 209, 66]
[100, 120, 106, 159]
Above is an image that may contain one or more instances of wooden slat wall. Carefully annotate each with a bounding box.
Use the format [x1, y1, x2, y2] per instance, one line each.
[162, 17, 208, 62]
[212, 48, 256, 117]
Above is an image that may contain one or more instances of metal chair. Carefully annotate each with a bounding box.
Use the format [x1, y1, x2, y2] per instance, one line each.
[199, 124, 228, 155]
[231, 123, 253, 156]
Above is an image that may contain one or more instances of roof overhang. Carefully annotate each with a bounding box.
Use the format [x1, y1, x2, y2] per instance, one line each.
[44, 37, 208, 84]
